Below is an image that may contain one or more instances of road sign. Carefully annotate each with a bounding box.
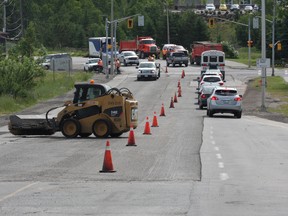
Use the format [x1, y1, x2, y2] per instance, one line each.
[256, 58, 270, 68]
[138, 15, 144, 26]
[253, 17, 259, 29]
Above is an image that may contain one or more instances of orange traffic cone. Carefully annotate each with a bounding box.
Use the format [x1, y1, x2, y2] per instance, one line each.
[174, 92, 178, 103]
[177, 79, 181, 87]
[165, 66, 168, 73]
[169, 97, 175, 108]
[160, 103, 166, 116]
[126, 125, 136, 146]
[151, 112, 159, 127]
[100, 140, 116, 173]
[181, 71, 185, 79]
[178, 86, 182, 97]
[182, 69, 185, 77]
[143, 117, 152, 135]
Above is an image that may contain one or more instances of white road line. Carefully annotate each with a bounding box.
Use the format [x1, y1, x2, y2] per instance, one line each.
[216, 153, 222, 159]
[214, 146, 219, 151]
[0, 182, 38, 203]
[218, 162, 224, 168]
[211, 140, 216, 145]
[220, 173, 229, 181]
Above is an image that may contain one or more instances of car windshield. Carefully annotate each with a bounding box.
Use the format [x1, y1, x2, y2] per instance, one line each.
[203, 76, 221, 82]
[89, 59, 99, 63]
[124, 52, 135, 56]
[139, 63, 155, 68]
[215, 89, 237, 96]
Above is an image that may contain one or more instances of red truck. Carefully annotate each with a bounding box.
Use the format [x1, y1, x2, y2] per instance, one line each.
[190, 41, 223, 65]
[119, 36, 160, 59]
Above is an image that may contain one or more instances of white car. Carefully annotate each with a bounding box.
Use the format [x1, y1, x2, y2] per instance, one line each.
[83, 58, 101, 72]
[136, 62, 160, 81]
[199, 75, 224, 89]
[205, 3, 216, 12]
[230, 4, 240, 11]
[244, 5, 253, 12]
[118, 51, 139, 66]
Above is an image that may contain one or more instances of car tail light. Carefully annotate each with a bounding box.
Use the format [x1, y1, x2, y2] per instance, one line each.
[201, 94, 206, 99]
[234, 97, 242, 101]
[219, 82, 224, 86]
[219, 64, 225, 66]
[202, 64, 208, 66]
[211, 96, 218, 101]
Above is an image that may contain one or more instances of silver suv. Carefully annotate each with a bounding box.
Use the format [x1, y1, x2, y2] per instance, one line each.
[207, 87, 242, 118]
[166, 51, 189, 67]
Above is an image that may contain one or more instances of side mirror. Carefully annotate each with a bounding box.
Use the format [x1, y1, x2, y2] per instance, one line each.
[136, 66, 139, 69]
[239, 95, 243, 98]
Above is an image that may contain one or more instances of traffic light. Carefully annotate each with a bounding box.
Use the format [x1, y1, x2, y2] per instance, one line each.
[277, 42, 282, 51]
[208, 18, 215, 28]
[127, 19, 133, 29]
[247, 40, 253, 47]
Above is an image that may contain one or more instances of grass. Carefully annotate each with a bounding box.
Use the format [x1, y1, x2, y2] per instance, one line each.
[229, 47, 261, 66]
[0, 71, 93, 115]
[252, 76, 288, 117]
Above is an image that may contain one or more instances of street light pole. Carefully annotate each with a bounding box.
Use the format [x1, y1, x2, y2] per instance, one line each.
[261, 0, 266, 111]
[110, 0, 114, 75]
[271, 0, 276, 76]
[166, 2, 170, 44]
[248, 15, 251, 68]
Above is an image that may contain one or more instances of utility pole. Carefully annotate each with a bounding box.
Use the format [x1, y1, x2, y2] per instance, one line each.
[271, 0, 276, 76]
[110, 0, 114, 75]
[3, 0, 7, 57]
[260, 0, 266, 111]
[20, 0, 24, 37]
[248, 15, 251, 68]
[165, 1, 170, 44]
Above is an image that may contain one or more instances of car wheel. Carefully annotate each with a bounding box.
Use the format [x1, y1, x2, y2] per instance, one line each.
[235, 111, 242, 119]
[199, 104, 203, 109]
[124, 60, 127, 66]
[208, 110, 213, 117]
[173, 63, 175, 67]
[206, 109, 210, 116]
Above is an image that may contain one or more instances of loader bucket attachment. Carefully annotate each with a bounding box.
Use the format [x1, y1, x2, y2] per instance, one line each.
[8, 115, 56, 135]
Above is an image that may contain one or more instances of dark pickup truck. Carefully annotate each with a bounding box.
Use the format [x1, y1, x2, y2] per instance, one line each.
[166, 51, 189, 67]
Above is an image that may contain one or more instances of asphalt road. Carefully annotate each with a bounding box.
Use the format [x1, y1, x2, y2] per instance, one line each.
[0, 59, 287, 215]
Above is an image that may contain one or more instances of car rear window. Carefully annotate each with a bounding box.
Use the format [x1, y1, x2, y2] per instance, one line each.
[203, 76, 221, 82]
[215, 90, 237, 96]
[173, 52, 185, 57]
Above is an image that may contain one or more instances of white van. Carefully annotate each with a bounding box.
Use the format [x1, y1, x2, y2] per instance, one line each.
[201, 50, 225, 80]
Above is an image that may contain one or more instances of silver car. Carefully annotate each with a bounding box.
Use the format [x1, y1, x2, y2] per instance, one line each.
[136, 62, 160, 81]
[207, 87, 242, 118]
[118, 51, 139, 66]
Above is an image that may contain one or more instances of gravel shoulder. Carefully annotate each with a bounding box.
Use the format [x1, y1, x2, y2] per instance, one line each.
[242, 79, 288, 123]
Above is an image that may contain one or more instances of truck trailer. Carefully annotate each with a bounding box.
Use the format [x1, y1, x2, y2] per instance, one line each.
[190, 41, 223, 65]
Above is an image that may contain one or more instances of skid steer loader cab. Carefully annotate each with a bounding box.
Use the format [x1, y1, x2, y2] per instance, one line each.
[8, 81, 138, 139]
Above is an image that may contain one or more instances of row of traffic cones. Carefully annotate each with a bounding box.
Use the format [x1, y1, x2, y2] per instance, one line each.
[100, 70, 186, 173]
[100, 111, 161, 172]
